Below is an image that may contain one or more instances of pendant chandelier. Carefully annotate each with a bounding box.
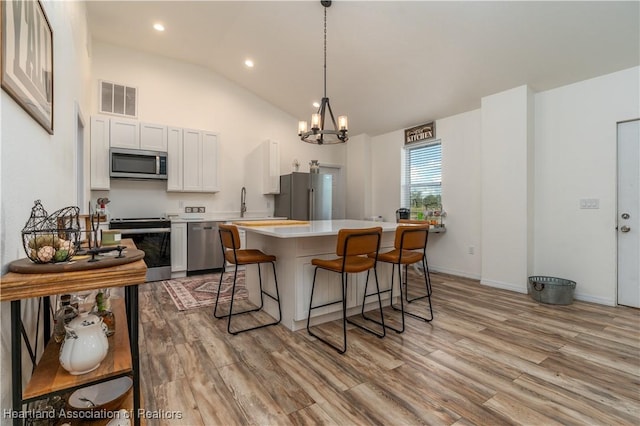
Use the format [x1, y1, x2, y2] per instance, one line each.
[298, 0, 348, 144]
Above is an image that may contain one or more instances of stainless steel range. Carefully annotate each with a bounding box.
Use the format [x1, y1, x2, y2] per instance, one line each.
[109, 217, 171, 281]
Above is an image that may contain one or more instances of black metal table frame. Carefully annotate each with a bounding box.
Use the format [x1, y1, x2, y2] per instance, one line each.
[10, 284, 141, 426]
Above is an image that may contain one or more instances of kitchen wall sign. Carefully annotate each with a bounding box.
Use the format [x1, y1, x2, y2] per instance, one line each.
[404, 121, 435, 145]
[1, 0, 54, 134]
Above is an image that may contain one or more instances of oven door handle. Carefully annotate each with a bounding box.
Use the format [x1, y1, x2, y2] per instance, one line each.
[115, 228, 171, 234]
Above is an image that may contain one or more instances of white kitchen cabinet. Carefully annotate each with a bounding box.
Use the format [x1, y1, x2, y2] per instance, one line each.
[262, 139, 280, 194]
[202, 132, 219, 192]
[182, 129, 219, 193]
[90, 116, 110, 190]
[166, 127, 183, 191]
[109, 118, 139, 149]
[140, 122, 168, 151]
[171, 222, 187, 277]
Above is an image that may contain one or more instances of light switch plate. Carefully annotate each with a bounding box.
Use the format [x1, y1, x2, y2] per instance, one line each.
[580, 198, 599, 209]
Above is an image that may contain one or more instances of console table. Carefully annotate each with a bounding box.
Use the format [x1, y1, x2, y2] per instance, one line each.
[0, 239, 147, 425]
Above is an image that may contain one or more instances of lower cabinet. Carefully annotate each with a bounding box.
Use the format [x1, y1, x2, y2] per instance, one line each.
[171, 223, 187, 277]
[294, 255, 384, 321]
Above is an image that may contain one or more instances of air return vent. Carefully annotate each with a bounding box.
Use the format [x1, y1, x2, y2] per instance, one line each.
[99, 80, 137, 118]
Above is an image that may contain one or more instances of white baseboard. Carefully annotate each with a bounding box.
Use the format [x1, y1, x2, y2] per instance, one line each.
[574, 293, 616, 306]
[420, 267, 618, 307]
[429, 265, 481, 281]
[480, 278, 528, 294]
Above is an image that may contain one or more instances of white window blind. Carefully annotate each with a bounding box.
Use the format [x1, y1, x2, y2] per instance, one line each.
[402, 141, 442, 213]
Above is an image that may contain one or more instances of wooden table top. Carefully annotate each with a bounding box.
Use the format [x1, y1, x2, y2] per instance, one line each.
[0, 239, 147, 302]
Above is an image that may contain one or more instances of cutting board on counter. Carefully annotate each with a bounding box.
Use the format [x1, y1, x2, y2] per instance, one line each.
[232, 220, 310, 227]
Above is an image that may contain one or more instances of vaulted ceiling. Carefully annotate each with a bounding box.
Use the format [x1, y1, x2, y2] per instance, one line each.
[86, 1, 639, 137]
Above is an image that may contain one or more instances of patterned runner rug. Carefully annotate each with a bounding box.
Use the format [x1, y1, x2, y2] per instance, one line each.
[162, 271, 247, 311]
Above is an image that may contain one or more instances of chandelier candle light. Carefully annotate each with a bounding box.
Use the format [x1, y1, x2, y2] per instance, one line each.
[298, 0, 348, 144]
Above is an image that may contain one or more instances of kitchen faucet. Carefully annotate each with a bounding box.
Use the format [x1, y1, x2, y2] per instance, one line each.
[240, 186, 247, 218]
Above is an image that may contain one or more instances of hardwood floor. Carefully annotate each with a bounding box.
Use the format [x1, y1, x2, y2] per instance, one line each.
[137, 272, 640, 425]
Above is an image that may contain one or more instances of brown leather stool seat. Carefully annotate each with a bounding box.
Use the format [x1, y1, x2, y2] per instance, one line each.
[307, 227, 386, 354]
[363, 222, 433, 333]
[215, 224, 281, 334]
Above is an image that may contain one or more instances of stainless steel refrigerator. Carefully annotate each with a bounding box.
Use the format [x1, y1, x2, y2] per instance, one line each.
[274, 172, 332, 220]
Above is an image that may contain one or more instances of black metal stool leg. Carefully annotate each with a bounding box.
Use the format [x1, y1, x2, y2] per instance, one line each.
[214, 262, 282, 334]
[402, 258, 434, 322]
[307, 267, 348, 354]
[361, 266, 402, 333]
[348, 269, 386, 337]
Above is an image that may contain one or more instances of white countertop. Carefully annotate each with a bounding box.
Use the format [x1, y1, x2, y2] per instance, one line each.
[170, 216, 284, 223]
[236, 219, 399, 238]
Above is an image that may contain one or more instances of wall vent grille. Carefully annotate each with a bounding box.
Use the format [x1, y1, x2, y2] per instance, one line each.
[99, 80, 137, 118]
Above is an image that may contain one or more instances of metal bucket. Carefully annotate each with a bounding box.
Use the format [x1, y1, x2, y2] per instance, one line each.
[527, 276, 576, 305]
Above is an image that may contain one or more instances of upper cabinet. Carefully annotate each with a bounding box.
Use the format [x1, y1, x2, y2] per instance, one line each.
[90, 115, 218, 193]
[262, 139, 280, 194]
[109, 118, 139, 149]
[166, 127, 183, 192]
[110, 118, 167, 152]
[170, 129, 219, 193]
[140, 122, 168, 151]
[90, 116, 111, 190]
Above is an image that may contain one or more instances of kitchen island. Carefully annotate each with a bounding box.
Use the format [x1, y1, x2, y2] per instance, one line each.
[235, 220, 399, 331]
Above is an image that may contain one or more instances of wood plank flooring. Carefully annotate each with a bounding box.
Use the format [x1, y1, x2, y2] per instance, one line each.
[137, 272, 640, 425]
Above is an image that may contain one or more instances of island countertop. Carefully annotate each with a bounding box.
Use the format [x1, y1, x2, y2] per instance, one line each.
[236, 219, 399, 238]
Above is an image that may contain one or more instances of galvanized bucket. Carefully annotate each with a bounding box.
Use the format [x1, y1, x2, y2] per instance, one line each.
[527, 276, 576, 305]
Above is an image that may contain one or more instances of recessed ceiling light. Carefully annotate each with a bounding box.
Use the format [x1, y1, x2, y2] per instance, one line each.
[312, 101, 320, 108]
[153, 23, 165, 32]
[244, 59, 254, 68]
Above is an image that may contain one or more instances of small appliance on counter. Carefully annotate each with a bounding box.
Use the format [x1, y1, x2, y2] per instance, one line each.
[395, 208, 410, 221]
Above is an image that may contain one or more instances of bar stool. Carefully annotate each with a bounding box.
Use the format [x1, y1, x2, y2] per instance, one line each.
[363, 222, 433, 334]
[307, 227, 385, 354]
[398, 218, 433, 297]
[215, 224, 281, 335]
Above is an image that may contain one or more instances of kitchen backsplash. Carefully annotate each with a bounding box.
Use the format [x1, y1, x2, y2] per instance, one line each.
[92, 179, 274, 219]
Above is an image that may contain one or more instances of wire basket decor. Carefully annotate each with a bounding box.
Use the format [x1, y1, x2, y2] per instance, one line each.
[21, 200, 81, 263]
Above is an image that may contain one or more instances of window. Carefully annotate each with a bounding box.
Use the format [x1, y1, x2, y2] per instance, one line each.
[402, 140, 442, 218]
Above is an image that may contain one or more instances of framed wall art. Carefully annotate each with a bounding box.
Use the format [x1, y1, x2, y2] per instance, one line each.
[404, 121, 435, 145]
[1, 0, 54, 134]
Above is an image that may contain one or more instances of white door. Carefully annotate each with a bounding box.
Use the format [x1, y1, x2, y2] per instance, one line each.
[617, 119, 640, 308]
[319, 165, 346, 219]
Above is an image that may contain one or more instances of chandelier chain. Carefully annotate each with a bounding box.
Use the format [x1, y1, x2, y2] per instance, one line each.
[323, 6, 327, 98]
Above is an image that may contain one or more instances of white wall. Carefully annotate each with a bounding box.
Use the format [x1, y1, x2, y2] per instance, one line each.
[346, 133, 372, 220]
[90, 42, 346, 219]
[369, 110, 483, 279]
[365, 67, 639, 304]
[432, 110, 483, 279]
[480, 86, 533, 293]
[534, 67, 640, 305]
[1, 0, 92, 419]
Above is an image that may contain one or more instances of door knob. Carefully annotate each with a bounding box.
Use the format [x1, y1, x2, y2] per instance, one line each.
[622, 213, 630, 219]
[620, 226, 631, 233]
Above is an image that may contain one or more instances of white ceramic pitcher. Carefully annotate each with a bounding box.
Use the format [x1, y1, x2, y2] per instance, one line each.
[59, 313, 109, 375]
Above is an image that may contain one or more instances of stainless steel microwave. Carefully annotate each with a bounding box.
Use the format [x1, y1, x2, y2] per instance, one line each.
[110, 148, 168, 180]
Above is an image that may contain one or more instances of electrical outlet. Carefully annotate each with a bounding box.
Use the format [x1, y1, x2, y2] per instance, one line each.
[185, 207, 192, 213]
[198, 207, 206, 213]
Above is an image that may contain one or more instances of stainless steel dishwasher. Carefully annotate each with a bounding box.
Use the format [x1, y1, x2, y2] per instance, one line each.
[187, 221, 224, 273]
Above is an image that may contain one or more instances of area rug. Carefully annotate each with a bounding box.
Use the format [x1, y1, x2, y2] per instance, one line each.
[162, 271, 247, 311]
